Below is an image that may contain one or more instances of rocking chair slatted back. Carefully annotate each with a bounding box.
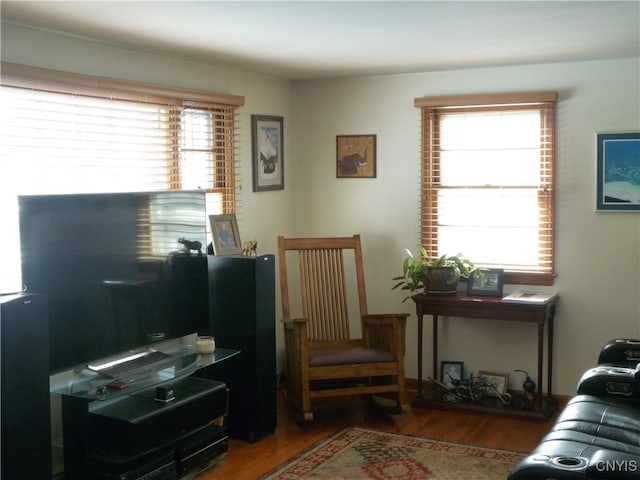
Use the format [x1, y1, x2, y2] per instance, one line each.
[278, 235, 368, 343]
[300, 247, 349, 341]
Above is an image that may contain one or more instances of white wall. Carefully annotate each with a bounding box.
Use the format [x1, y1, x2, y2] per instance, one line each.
[292, 58, 640, 395]
[3, 22, 640, 398]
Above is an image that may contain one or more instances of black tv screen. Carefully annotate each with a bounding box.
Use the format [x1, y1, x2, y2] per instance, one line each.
[18, 191, 211, 374]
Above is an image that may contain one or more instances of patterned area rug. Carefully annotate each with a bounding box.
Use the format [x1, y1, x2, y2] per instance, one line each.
[260, 427, 524, 480]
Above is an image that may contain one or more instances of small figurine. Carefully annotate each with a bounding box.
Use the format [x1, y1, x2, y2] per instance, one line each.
[178, 237, 203, 255]
[242, 240, 258, 256]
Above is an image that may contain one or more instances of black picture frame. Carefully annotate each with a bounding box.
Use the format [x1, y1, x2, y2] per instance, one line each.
[440, 361, 464, 389]
[466, 268, 504, 297]
[596, 131, 640, 211]
[252, 114, 284, 192]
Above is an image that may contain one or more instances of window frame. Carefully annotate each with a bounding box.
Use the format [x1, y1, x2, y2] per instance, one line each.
[1, 61, 244, 212]
[415, 92, 557, 286]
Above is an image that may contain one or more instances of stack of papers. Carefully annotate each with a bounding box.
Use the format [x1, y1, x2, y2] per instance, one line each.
[502, 291, 558, 304]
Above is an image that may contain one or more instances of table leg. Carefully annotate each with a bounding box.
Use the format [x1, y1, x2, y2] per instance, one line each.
[416, 307, 424, 399]
[537, 321, 544, 398]
[433, 314, 438, 381]
[547, 306, 555, 395]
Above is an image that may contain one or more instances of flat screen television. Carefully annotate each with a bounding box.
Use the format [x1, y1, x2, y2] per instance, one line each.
[18, 190, 211, 374]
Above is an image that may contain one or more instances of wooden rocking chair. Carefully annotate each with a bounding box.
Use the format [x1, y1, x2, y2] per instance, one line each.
[277, 235, 409, 421]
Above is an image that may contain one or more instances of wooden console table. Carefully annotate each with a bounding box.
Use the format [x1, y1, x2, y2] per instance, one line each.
[411, 292, 558, 418]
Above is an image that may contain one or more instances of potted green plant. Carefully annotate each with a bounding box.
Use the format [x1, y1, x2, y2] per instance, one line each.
[392, 247, 477, 300]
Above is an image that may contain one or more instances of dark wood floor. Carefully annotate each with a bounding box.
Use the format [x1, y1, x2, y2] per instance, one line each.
[199, 389, 560, 479]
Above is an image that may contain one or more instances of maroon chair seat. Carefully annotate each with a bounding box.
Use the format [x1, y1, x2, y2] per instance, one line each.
[309, 345, 394, 367]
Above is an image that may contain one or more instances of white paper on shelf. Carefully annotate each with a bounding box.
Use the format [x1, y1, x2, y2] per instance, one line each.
[502, 291, 558, 304]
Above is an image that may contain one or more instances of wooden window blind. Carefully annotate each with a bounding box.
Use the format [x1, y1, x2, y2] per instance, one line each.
[0, 62, 243, 293]
[415, 92, 557, 285]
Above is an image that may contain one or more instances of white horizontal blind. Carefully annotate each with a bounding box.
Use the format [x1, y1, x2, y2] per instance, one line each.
[2, 87, 174, 193]
[417, 93, 556, 285]
[0, 64, 242, 293]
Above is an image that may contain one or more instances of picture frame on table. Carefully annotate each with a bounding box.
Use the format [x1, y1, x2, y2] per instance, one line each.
[466, 268, 504, 297]
[336, 134, 377, 178]
[478, 370, 509, 397]
[440, 361, 464, 389]
[252, 115, 284, 192]
[209, 214, 242, 256]
[596, 131, 640, 211]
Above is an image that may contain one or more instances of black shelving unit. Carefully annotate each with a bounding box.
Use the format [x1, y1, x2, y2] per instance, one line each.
[1, 293, 52, 479]
[205, 254, 276, 442]
[53, 347, 239, 480]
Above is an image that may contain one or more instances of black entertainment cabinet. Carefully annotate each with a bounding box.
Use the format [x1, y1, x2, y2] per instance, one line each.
[50, 340, 239, 480]
[204, 255, 277, 442]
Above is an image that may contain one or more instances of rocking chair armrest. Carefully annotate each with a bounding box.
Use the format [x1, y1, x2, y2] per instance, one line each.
[281, 317, 309, 339]
[282, 318, 310, 345]
[363, 313, 410, 326]
[362, 313, 408, 355]
[281, 317, 309, 325]
[282, 317, 310, 363]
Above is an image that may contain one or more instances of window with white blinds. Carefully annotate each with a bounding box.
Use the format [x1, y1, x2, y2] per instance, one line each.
[415, 92, 557, 285]
[0, 62, 243, 293]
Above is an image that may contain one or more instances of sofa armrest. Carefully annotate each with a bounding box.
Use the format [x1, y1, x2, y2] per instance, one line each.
[598, 339, 640, 367]
[577, 365, 640, 401]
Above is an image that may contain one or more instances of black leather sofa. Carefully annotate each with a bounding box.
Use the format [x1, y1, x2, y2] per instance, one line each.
[508, 339, 640, 480]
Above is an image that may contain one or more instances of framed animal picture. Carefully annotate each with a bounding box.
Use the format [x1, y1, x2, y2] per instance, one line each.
[336, 134, 376, 178]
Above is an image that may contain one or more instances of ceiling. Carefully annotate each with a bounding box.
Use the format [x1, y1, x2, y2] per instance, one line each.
[2, 1, 639, 80]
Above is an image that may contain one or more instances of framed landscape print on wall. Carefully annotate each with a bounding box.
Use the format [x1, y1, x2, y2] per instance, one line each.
[596, 131, 640, 211]
[252, 115, 284, 191]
